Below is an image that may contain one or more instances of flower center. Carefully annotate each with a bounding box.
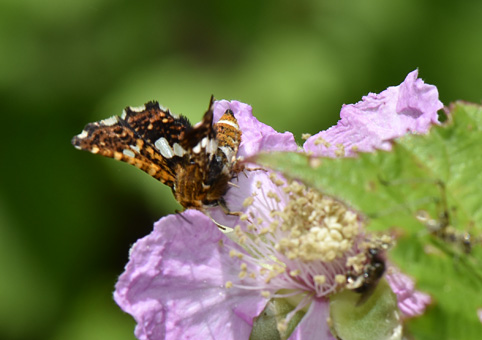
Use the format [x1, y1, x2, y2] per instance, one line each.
[275, 180, 359, 262]
[226, 172, 366, 299]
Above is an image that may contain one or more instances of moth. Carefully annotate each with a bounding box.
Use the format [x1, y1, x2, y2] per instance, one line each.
[72, 96, 242, 211]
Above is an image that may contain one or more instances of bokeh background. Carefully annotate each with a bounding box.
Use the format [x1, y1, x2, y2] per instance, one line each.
[2, 1, 482, 339]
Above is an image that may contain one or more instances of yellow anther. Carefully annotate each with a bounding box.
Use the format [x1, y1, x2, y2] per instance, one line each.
[261, 290, 271, 298]
[335, 275, 346, 284]
[314, 275, 326, 285]
[243, 196, 254, 207]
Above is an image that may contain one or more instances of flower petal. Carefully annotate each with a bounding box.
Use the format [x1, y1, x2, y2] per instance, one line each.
[288, 299, 335, 340]
[214, 100, 298, 158]
[208, 169, 284, 231]
[304, 70, 443, 157]
[114, 210, 268, 340]
[385, 270, 431, 318]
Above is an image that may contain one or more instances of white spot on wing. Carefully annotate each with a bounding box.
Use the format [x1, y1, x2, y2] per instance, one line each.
[121, 110, 127, 119]
[173, 143, 186, 157]
[155, 137, 174, 158]
[123, 149, 136, 158]
[201, 137, 208, 148]
[130, 144, 140, 153]
[77, 130, 88, 139]
[193, 143, 201, 154]
[101, 116, 118, 126]
[207, 139, 218, 154]
[129, 105, 146, 113]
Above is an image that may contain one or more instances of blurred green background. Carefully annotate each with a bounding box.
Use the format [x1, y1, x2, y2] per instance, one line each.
[1, 0, 482, 339]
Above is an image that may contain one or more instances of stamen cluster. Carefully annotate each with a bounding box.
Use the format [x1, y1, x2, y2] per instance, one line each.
[226, 173, 366, 299]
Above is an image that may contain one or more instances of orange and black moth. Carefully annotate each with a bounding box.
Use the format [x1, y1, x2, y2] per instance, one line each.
[72, 96, 242, 210]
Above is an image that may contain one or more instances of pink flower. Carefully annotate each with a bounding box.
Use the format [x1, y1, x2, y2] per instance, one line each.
[304, 69, 443, 157]
[115, 70, 441, 339]
[114, 210, 269, 340]
[385, 270, 431, 317]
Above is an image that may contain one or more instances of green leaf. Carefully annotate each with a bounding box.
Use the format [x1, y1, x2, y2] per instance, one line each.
[329, 280, 401, 340]
[256, 102, 482, 339]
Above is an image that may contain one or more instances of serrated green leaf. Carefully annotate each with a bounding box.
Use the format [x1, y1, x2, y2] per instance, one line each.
[256, 102, 482, 339]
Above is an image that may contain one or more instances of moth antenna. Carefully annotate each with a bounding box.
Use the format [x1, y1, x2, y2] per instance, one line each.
[240, 166, 268, 178]
[244, 167, 268, 172]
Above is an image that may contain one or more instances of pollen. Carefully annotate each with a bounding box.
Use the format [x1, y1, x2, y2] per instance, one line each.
[229, 249, 244, 259]
[275, 182, 360, 263]
[243, 196, 254, 207]
[314, 137, 330, 148]
[259, 227, 270, 235]
[277, 320, 288, 333]
[290, 269, 300, 276]
[269, 173, 285, 187]
[335, 144, 346, 157]
[267, 191, 281, 203]
[346, 253, 366, 273]
[314, 275, 326, 285]
[335, 275, 346, 284]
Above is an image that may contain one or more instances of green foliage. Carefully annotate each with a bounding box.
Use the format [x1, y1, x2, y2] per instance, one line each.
[257, 102, 482, 339]
[329, 280, 401, 340]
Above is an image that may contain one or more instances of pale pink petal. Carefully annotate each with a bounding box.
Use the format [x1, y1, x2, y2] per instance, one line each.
[288, 299, 335, 340]
[214, 100, 298, 158]
[208, 169, 284, 231]
[304, 70, 443, 157]
[114, 210, 268, 340]
[385, 271, 431, 318]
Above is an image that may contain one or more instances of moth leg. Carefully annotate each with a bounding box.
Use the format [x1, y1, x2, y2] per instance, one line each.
[217, 198, 243, 217]
[175, 209, 193, 225]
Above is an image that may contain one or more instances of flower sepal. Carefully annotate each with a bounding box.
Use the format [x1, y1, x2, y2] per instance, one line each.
[250, 297, 305, 340]
[329, 279, 402, 340]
